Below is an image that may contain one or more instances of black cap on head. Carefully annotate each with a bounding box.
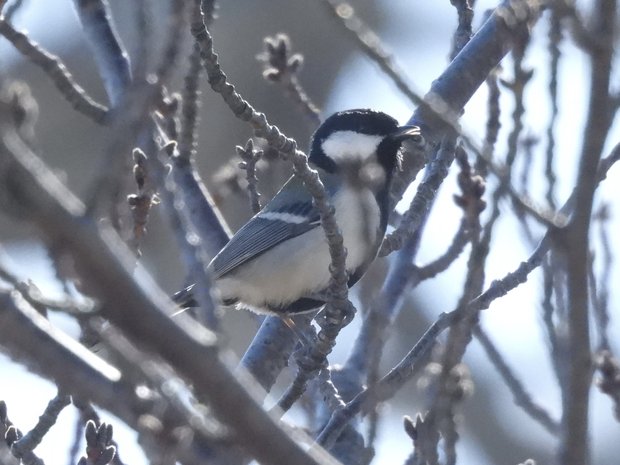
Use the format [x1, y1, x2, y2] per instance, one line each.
[311, 109, 399, 149]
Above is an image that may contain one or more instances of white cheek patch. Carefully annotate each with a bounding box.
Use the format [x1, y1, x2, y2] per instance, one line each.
[259, 211, 308, 224]
[321, 131, 383, 163]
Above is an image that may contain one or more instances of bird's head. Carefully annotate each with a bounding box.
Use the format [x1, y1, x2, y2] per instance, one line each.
[308, 109, 421, 191]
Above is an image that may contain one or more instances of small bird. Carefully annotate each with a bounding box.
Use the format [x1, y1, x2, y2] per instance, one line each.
[174, 109, 421, 316]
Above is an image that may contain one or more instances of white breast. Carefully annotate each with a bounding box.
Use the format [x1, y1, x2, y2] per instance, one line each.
[215, 186, 381, 312]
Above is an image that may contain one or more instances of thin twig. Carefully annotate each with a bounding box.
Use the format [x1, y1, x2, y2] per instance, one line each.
[476, 67, 501, 176]
[166, 0, 230, 260]
[339, 142, 451, 439]
[317, 234, 548, 449]
[415, 218, 470, 281]
[177, 42, 203, 160]
[321, 0, 424, 107]
[380, 136, 457, 255]
[163, 141, 221, 329]
[540, 252, 563, 384]
[84, 80, 161, 216]
[169, 145, 232, 258]
[551, 0, 597, 51]
[258, 34, 321, 125]
[236, 139, 262, 214]
[10, 394, 71, 465]
[0, 247, 94, 316]
[153, 0, 185, 87]
[126, 148, 157, 257]
[153, 96, 222, 329]
[3, 0, 26, 21]
[473, 325, 560, 434]
[420, 149, 485, 465]
[595, 351, 620, 421]
[131, 0, 151, 80]
[450, 0, 475, 59]
[544, 7, 561, 208]
[0, 18, 108, 123]
[1, 404, 46, 465]
[592, 205, 612, 351]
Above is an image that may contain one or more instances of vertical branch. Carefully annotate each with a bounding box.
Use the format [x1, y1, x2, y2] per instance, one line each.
[72, 0, 132, 106]
[169, 0, 231, 259]
[126, 148, 156, 256]
[476, 67, 501, 176]
[541, 254, 563, 383]
[153, 0, 186, 86]
[177, 42, 203, 160]
[544, 7, 562, 208]
[237, 139, 263, 214]
[154, 95, 222, 329]
[591, 205, 612, 351]
[559, 2, 616, 464]
[132, 0, 152, 80]
[421, 150, 484, 465]
[450, 0, 474, 59]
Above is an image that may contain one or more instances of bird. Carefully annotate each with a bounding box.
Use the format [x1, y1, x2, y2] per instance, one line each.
[173, 109, 421, 317]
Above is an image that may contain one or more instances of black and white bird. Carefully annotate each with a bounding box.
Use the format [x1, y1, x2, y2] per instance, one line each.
[175, 109, 421, 315]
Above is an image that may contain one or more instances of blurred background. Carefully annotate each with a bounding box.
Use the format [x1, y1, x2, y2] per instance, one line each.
[1, 0, 619, 464]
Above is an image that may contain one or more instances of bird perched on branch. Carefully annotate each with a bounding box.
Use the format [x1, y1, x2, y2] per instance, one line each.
[174, 109, 422, 316]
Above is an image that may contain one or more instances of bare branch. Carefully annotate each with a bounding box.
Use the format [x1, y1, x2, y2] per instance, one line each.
[320, 0, 425, 107]
[152, 0, 185, 87]
[559, 2, 616, 463]
[544, 7, 562, 208]
[450, 0, 475, 59]
[2, 0, 26, 21]
[595, 351, 620, 421]
[10, 394, 71, 465]
[236, 139, 263, 214]
[381, 136, 456, 255]
[474, 325, 560, 434]
[258, 34, 321, 125]
[0, 18, 108, 123]
[591, 205, 612, 351]
[177, 42, 203, 161]
[72, 0, 131, 106]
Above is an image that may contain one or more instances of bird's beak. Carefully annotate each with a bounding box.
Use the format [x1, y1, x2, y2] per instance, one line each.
[392, 125, 422, 142]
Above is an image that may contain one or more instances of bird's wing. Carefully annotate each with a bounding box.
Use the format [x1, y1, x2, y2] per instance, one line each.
[210, 175, 336, 278]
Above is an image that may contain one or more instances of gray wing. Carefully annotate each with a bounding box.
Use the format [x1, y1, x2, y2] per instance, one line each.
[210, 216, 319, 278]
[210, 176, 323, 278]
